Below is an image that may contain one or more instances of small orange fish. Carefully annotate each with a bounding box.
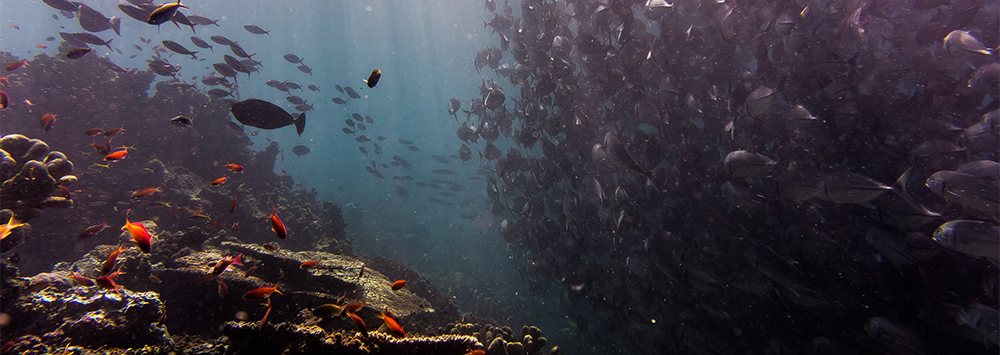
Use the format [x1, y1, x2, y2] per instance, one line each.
[225, 163, 243, 172]
[101, 243, 125, 275]
[231, 222, 239, 231]
[130, 186, 161, 200]
[390, 280, 407, 291]
[466, 350, 486, 355]
[0, 214, 25, 241]
[343, 301, 364, 314]
[39, 113, 56, 132]
[104, 126, 125, 136]
[5, 60, 28, 72]
[122, 209, 153, 253]
[299, 260, 319, 269]
[197, 254, 243, 283]
[35, 45, 47, 49]
[79, 221, 110, 239]
[346, 311, 368, 337]
[243, 265, 258, 278]
[0, 90, 7, 109]
[104, 149, 128, 161]
[358, 262, 365, 278]
[217, 278, 228, 297]
[149, 274, 162, 284]
[95, 268, 125, 293]
[243, 281, 281, 300]
[69, 273, 94, 287]
[377, 308, 404, 336]
[268, 202, 286, 239]
[210, 177, 227, 186]
[259, 297, 272, 334]
[84, 127, 104, 136]
[262, 242, 278, 251]
[230, 197, 237, 213]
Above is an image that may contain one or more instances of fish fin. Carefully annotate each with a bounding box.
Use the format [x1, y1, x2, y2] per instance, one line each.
[104, 38, 114, 51]
[294, 113, 306, 136]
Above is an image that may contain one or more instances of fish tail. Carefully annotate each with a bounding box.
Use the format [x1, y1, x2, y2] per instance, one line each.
[104, 38, 114, 51]
[294, 113, 306, 137]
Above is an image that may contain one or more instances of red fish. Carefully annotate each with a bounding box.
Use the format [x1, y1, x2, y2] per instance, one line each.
[299, 260, 319, 269]
[262, 243, 278, 251]
[259, 297, 272, 334]
[79, 221, 111, 239]
[346, 311, 368, 337]
[69, 273, 94, 287]
[122, 209, 153, 253]
[344, 302, 364, 314]
[95, 268, 125, 293]
[243, 265, 258, 278]
[197, 254, 243, 283]
[231, 222, 239, 231]
[84, 127, 104, 136]
[39, 113, 56, 131]
[130, 186, 161, 200]
[230, 197, 237, 213]
[101, 243, 125, 275]
[358, 263, 365, 278]
[210, 177, 227, 186]
[103, 126, 125, 136]
[5, 60, 28, 72]
[104, 149, 128, 161]
[390, 280, 407, 291]
[0, 90, 7, 109]
[377, 308, 404, 336]
[243, 281, 281, 300]
[225, 163, 243, 172]
[217, 278, 228, 297]
[59, 185, 71, 199]
[268, 202, 286, 239]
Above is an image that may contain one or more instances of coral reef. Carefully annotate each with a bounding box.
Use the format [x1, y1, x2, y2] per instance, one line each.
[443, 323, 550, 355]
[2, 284, 170, 350]
[0, 134, 75, 252]
[223, 320, 482, 355]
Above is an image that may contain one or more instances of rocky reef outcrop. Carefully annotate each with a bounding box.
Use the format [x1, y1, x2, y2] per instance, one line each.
[0, 134, 75, 252]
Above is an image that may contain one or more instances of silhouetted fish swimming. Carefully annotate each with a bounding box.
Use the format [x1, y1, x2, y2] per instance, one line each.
[231, 99, 306, 136]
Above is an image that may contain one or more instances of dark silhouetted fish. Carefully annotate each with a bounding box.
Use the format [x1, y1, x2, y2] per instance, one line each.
[447, 98, 461, 118]
[307, 85, 320, 92]
[209, 35, 236, 46]
[229, 43, 254, 59]
[357, 123, 367, 131]
[335, 84, 344, 93]
[292, 145, 311, 156]
[190, 36, 213, 52]
[344, 86, 360, 99]
[70, 32, 114, 51]
[283, 54, 303, 64]
[65, 48, 93, 59]
[162, 40, 197, 59]
[459, 145, 471, 163]
[43, 0, 79, 12]
[344, 119, 355, 127]
[342, 128, 355, 135]
[358, 146, 369, 156]
[231, 99, 306, 136]
[352, 113, 364, 122]
[286, 96, 306, 105]
[186, 15, 220, 27]
[212, 63, 237, 78]
[332, 98, 347, 105]
[298, 64, 312, 76]
[365, 69, 381, 88]
[398, 140, 413, 145]
[244, 24, 270, 36]
[408, 146, 420, 152]
[432, 155, 450, 164]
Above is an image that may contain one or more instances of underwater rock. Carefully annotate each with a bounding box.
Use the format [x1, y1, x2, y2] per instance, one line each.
[224, 320, 481, 355]
[3, 285, 170, 350]
[0, 134, 75, 227]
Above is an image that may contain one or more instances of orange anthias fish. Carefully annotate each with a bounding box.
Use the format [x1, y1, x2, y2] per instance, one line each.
[78, 220, 110, 239]
[343, 301, 364, 314]
[95, 268, 126, 293]
[346, 311, 368, 337]
[225, 163, 243, 172]
[101, 243, 125, 275]
[299, 260, 319, 269]
[0, 90, 8, 109]
[122, 209, 153, 253]
[390, 280, 407, 291]
[230, 197, 237, 213]
[269, 202, 286, 239]
[130, 186, 161, 200]
[104, 149, 128, 161]
[377, 308, 404, 336]
[68, 273, 94, 287]
[0, 214, 25, 241]
[5, 60, 28, 72]
[83, 127, 104, 136]
[197, 254, 243, 283]
[259, 297, 272, 335]
[103, 126, 125, 136]
[210, 177, 227, 186]
[243, 281, 281, 300]
[39, 113, 56, 131]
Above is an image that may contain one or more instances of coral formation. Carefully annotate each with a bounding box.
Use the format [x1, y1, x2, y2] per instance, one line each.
[0, 134, 75, 252]
[443, 323, 550, 355]
[223, 320, 482, 355]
